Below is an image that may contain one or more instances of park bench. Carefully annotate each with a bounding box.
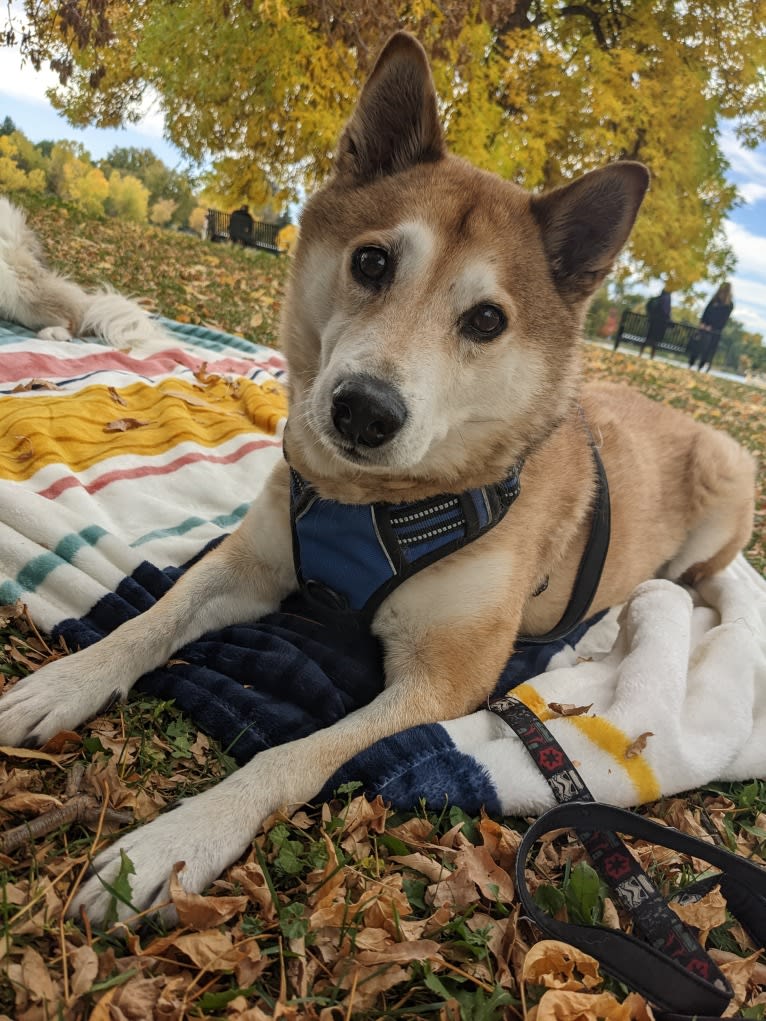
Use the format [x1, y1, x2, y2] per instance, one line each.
[612, 309, 699, 357]
[205, 209, 282, 254]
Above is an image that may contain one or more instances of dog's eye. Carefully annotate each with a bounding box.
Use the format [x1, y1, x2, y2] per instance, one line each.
[352, 246, 391, 287]
[461, 304, 507, 341]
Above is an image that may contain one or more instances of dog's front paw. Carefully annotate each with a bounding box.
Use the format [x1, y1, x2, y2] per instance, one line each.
[37, 325, 73, 342]
[71, 795, 256, 927]
[0, 652, 123, 747]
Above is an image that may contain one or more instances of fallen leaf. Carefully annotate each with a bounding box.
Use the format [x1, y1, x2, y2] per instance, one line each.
[0, 746, 72, 767]
[70, 945, 99, 997]
[625, 732, 653, 758]
[174, 929, 246, 971]
[0, 791, 62, 814]
[522, 940, 602, 991]
[709, 949, 766, 1005]
[356, 939, 444, 966]
[548, 702, 593, 717]
[669, 884, 727, 946]
[12, 379, 60, 392]
[103, 418, 150, 432]
[108, 386, 127, 406]
[0, 601, 24, 628]
[479, 813, 522, 870]
[169, 862, 248, 928]
[20, 946, 57, 1003]
[533, 988, 654, 1020]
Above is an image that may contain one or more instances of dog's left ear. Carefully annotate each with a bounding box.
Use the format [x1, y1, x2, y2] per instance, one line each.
[531, 162, 649, 300]
[334, 32, 446, 182]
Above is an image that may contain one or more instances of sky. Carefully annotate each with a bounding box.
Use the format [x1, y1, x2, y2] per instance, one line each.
[1, 40, 766, 338]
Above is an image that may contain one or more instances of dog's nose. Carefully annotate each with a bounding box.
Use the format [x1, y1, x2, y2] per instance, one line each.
[331, 377, 407, 448]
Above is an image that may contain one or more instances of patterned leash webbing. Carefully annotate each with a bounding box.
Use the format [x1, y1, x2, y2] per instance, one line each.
[487, 695, 766, 1017]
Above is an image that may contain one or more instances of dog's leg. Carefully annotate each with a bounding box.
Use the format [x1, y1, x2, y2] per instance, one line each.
[37, 325, 73, 342]
[72, 575, 523, 926]
[663, 431, 755, 584]
[0, 462, 295, 747]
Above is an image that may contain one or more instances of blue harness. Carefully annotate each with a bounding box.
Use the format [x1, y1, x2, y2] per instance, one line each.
[289, 440, 611, 641]
[290, 465, 523, 623]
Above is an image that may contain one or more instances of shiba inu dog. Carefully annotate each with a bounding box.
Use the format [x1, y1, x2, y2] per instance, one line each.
[0, 196, 171, 347]
[0, 33, 754, 925]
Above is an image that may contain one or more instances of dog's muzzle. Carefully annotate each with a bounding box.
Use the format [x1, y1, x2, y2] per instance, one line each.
[331, 375, 407, 449]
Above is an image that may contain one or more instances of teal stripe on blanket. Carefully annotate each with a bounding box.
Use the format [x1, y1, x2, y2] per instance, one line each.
[0, 525, 109, 603]
[1, 505, 251, 601]
[157, 318, 272, 357]
[0, 317, 276, 359]
[0, 320, 36, 345]
[130, 503, 250, 547]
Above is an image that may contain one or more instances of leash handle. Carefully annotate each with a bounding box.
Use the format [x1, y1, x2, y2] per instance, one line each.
[489, 696, 766, 1016]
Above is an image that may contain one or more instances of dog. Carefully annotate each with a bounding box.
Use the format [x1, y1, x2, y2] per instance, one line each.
[0, 196, 171, 347]
[0, 32, 755, 926]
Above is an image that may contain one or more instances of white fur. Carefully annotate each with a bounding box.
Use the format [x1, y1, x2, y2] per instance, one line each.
[0, 197, 172, 347]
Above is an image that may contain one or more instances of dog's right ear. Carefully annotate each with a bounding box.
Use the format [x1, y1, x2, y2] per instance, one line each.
[334, 32, 446, 182]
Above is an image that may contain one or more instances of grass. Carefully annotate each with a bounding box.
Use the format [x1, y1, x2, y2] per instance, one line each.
[0, 198, 765, 1019]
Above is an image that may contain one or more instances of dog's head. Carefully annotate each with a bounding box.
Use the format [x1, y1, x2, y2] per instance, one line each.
[282, 32, 648, 501]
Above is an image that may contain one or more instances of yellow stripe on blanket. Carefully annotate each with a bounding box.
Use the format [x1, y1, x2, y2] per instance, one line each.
[513, 682, 661, 803]
[0, 377, 288, 481]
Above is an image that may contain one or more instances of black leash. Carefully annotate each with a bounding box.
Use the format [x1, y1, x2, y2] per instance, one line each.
[488, 695, 766, 1018]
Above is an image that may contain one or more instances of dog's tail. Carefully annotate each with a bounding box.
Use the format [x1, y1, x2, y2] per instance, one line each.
[0, 196, 172, 348]
[0, 196, 43, 254]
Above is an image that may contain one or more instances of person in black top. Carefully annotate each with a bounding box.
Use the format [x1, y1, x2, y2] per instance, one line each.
[229, 204, 254, 245]
[640, 286, 672, 358]
[690, 283, 733, 372]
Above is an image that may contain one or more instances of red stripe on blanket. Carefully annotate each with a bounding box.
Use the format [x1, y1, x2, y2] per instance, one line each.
[37, 436, 281, 500]
[0, 347, 286, 382]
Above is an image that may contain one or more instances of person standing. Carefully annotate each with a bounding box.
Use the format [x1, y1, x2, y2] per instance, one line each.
[229, 204, 254, 245]
[640, 286, 672, 358]
[690, 283, 734, 372]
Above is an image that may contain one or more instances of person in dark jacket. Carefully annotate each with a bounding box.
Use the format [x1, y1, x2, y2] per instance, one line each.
[690, 283, 733, 371]
[640, 286, 672, 358]
[229, 204, 254, 245]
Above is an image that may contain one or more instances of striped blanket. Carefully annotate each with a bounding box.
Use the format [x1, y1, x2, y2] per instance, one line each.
[2, 319, 765, 814]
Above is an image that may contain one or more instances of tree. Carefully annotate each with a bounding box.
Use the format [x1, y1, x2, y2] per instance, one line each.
[105, 170, 149, 221]
[0, 135, 46, 193]
[0, 116, 16, 136]
[49, 142, 109, 215]
[4, 2, 766, 287]
[149, 196, 177, 225]
[105, 146, 196, 225]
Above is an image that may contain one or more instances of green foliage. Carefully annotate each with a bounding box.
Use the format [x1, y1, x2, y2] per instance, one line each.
[535, 860, 607, 926]
[102, 849, 137, 928]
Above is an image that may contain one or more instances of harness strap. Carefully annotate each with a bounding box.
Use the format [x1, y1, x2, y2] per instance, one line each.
[488, 696, 766, 1017]
[518, 439, 610, 645]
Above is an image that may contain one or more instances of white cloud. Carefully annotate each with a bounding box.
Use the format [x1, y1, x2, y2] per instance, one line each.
[739, 182, 766, 205]
[0, 25, 165, 140]
[720, 128, 766, 185]
[720, 220, 766, 338]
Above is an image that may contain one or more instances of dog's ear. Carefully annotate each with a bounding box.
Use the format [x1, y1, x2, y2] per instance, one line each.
[335, 32, 446, 182]
[531, 162, 649, 300]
